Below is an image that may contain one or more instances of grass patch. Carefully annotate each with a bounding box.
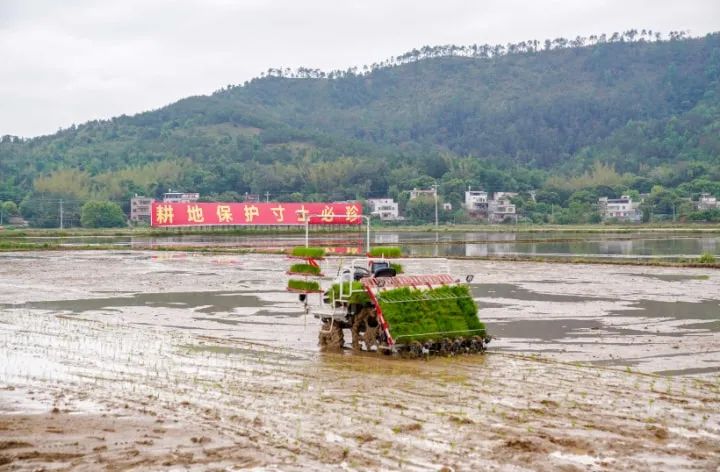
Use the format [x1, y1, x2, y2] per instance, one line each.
[287, 279, 321, 292]
[288, 263, 322, 276]
[290, 246, 325, 258]
[0, 240, 58, 251]
[699, 252, 717, 264]
[368, 246, 402, 258]
[378, 284, 485, 343]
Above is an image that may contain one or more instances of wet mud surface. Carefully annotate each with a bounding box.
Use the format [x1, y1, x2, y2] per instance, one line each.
[1, 251, 719, 471]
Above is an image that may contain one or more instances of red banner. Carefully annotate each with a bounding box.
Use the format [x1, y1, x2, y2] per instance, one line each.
[151, 202, 362, 227]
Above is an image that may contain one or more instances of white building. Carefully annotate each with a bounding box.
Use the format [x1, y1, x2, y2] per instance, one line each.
[163, 192, 199, 203]
[409, 188, 436, 200]
[464, 189, 518, 222]
[492, 192, 518, 201]
[697, 193, 719, 210]
[598, 196, 642, 222]
[367, 198, 400, 220]
[130, 196, 154, 223]
[488, 195, 517, 223]
[464, 190, 488, 211]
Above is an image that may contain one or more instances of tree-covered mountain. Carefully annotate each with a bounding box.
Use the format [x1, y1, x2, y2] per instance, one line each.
[1, 30, 719, 225]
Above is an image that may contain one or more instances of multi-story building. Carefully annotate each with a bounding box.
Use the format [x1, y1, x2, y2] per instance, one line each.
[367, 198, 400, 220]
[130, 196, 154, 223]
[488, 195, 517, 223]
[598, 195, 642, 222]
[464, 190, 518, 222]
[464, 190, 488, 212]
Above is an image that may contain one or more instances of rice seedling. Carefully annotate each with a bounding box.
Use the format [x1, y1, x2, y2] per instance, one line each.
[367, 246, 402, 258]
[290, 247, 325, 258]
[287, 279, 321, 292]
[288, 263, 322, 276]
[377, 284, 485, 343]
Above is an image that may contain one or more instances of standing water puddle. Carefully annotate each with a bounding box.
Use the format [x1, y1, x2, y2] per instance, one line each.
[5, 290, 277, 315]
[624, 273, 710, 282]
[471, 283, 612, 303]
[611, 299, 720, 331]
[473, 282, 720, 343]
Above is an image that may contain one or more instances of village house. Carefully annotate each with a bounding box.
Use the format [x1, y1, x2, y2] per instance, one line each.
[130, 196, 154, 223]
[366, 198, 401, 221]
[598, 195, 642, 222]
[488, 193, 518, 223]
[465, 189, 517, 223]
[464, 190, 488, 213]
[697, 193, 719, 210]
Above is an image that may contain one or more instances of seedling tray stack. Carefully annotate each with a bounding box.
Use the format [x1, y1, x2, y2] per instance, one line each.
[286, 246, 325, 293]
[361, 275, 486, 347]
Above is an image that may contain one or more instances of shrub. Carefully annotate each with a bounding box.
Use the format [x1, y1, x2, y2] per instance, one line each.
[80, 201, 126, 228]
[390, 263, 404, 274]
[291, 246, 325, 258]
[368, 246, 402, 258]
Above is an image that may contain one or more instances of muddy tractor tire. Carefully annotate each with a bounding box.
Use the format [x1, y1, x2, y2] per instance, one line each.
[351, 307, 380, 351]
[319, 320, 344, 351]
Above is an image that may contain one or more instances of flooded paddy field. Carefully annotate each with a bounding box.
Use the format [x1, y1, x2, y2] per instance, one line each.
[12, 229, 720, 261]
[1, 251, 719, 470]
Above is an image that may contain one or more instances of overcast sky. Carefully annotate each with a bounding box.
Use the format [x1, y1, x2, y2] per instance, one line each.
[1, 0, 719, 138]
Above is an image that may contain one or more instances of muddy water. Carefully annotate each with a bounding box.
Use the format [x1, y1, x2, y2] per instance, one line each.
[6, 290, 271, 315]
[1, 251, 719, 470]
[472, 283, 614, 302]
[1, 252, 718, 374]
[611, 299, 720, 324]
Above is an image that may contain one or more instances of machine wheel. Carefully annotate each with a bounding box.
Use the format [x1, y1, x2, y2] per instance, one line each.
[439, 338, 454, 356]
[350, 307, 369, 350]
[351, 307, 379, 351]
[407, 341, 423, 358]
[470, 336, 485, 353]
[362, 323, 380, 351]
[319, 320, 344, 351]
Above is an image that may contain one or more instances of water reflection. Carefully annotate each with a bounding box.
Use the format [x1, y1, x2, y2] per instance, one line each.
[17, 231, 720, 260]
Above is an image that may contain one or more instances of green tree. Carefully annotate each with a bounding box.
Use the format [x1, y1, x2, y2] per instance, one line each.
[80, 201, 127, 228]
[405, 196, 435, 223]
[19, 193, 81, 228]
[1, 201, 18, 217]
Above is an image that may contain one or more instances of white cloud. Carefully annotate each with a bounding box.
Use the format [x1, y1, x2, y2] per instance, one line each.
[1, 0, 718, 137]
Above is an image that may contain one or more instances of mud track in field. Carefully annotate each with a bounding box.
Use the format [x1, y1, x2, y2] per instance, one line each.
[1, 251, 719, 471]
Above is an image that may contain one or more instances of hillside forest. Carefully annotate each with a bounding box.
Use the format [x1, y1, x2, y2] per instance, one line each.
[1, 29, 719, 226]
